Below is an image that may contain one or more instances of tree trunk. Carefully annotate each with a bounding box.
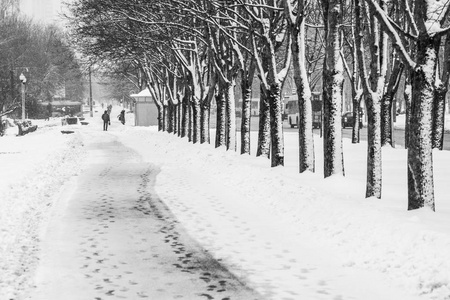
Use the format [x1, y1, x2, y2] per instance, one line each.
[215, 89, 226, 148]
[381, 60, 403, 147]
[432, 84, 446, 150]
[188, 98, 193, 142]
[167, 102, 174, 134]
[256, 86, 271, 158]
[240, 78, 252, 154]
[355, 0, 386, 198]
[268, 83, 284, 167]
[407, 37, 437, 211]
[173, 102, 178, 135]
[163, 105, 169, 132]
[322, 0, 345, 177]
[365, 92, 382, 198]
[224, 79, 236, 151]
[380, 93, 394, 147]
[201, 100, 210, 144]
[192, 98, 201, 144]
[404, 73, 412, 149]
[177, 102, 181, 136]
[181, 92, 189, 138]
[351, 94, 363, 143]
[291, 18, 315, 172]
[157, 103, 164, 132]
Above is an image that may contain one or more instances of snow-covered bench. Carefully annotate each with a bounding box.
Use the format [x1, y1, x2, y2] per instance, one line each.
[17, 120, 38, 136]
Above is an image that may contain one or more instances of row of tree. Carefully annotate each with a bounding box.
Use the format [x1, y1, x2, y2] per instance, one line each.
[0, 0, 84, 123]
[68, 0, 450, 212]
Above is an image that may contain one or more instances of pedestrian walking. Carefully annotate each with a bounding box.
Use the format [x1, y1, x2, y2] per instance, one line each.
[102, 110, 110, 131]
[45, 102, 52, 121]
[118, 110, 125, 125]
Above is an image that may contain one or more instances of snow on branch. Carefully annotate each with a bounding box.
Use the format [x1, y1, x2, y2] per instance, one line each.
[364, 0, 416, 69]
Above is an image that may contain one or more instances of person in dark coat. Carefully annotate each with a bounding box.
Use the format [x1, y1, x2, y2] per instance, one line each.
[102, 110, 110, 131]
[118, 110, 125, 125]
[46, 103, 52, 121]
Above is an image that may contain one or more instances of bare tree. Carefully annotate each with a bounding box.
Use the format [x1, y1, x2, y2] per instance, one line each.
[366, 0, 450, 210]
[283, 0, 315, 172]
[355, 0, 389, 198]
[243, 0, 291, 167]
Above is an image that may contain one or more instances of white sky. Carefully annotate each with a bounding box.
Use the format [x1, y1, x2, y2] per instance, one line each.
[20, 0, 69, 25]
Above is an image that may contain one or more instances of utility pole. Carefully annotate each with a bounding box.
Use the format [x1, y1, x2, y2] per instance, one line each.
[89, 66, 93, 117]
[10, 69, 14, 105]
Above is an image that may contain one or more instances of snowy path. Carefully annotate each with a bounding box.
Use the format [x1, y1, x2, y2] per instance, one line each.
[29, 132, 261, 300]
[120, 129, 428, 300]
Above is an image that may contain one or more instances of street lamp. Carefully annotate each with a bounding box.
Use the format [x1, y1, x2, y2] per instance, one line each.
[19, 73, 26, 120]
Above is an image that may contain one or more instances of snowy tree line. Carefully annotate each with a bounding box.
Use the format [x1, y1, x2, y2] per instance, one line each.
[68, 0, 450, 212]
[0, 0, 84, 121]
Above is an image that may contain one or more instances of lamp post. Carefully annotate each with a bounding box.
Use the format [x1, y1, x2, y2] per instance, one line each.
[89, 66, 93, 117]
[19, 73, 26, 120]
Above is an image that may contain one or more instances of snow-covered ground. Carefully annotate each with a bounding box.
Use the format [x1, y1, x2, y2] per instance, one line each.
[1, 108, 450, 299]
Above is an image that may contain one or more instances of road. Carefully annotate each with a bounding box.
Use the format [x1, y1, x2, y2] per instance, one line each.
[29, 131, 262, 300]
[232, 116, 450, 150]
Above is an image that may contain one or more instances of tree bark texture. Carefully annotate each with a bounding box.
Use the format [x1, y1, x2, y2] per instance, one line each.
[381, 60, 403, 147]
[256, 87, 271, 158]
[167, 102, 175, 134]
[268, 83, 284, 167]
[173, 103, 178, 135]
[380, 93, 393, 147]
[365, 92, 382, 198]
[192, 98, 201, 144]
[351, 94, 363, 144]
[404, 74, 412, 149]
[432, 82, 447, 150]
[225, 79, 237, 151]
[181, 92, 189, 138]
[240, 79, 252, 155]
[322, 0, 345, 177]
[215, 89, 226, 148]
[408, 37, 437, 211]
[188, 99, 193, 142]
[157, 103, 164, 132]
[200, 101, 211, 144]
[177, 103, 181, 137]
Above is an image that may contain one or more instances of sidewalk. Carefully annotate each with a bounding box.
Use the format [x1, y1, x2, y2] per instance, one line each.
[28, 131, 261, 300]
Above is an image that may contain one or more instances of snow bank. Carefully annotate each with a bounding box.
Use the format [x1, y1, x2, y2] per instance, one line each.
[121, 127, 450, 299]
[0, 127, 86, 299]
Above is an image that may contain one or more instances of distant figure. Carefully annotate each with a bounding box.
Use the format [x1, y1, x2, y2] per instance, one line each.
[102, 110, 110, 131]
[46, 103, 52, 121]
[118, 110, 125, 125]
[107, 104, 112, 115]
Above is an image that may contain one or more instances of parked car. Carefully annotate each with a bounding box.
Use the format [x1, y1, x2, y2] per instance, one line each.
[342, 112, 363, 129]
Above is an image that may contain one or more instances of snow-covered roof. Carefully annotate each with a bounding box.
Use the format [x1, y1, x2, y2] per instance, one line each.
[130, 88, 151, 98]
[130, 88, 153, 103]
